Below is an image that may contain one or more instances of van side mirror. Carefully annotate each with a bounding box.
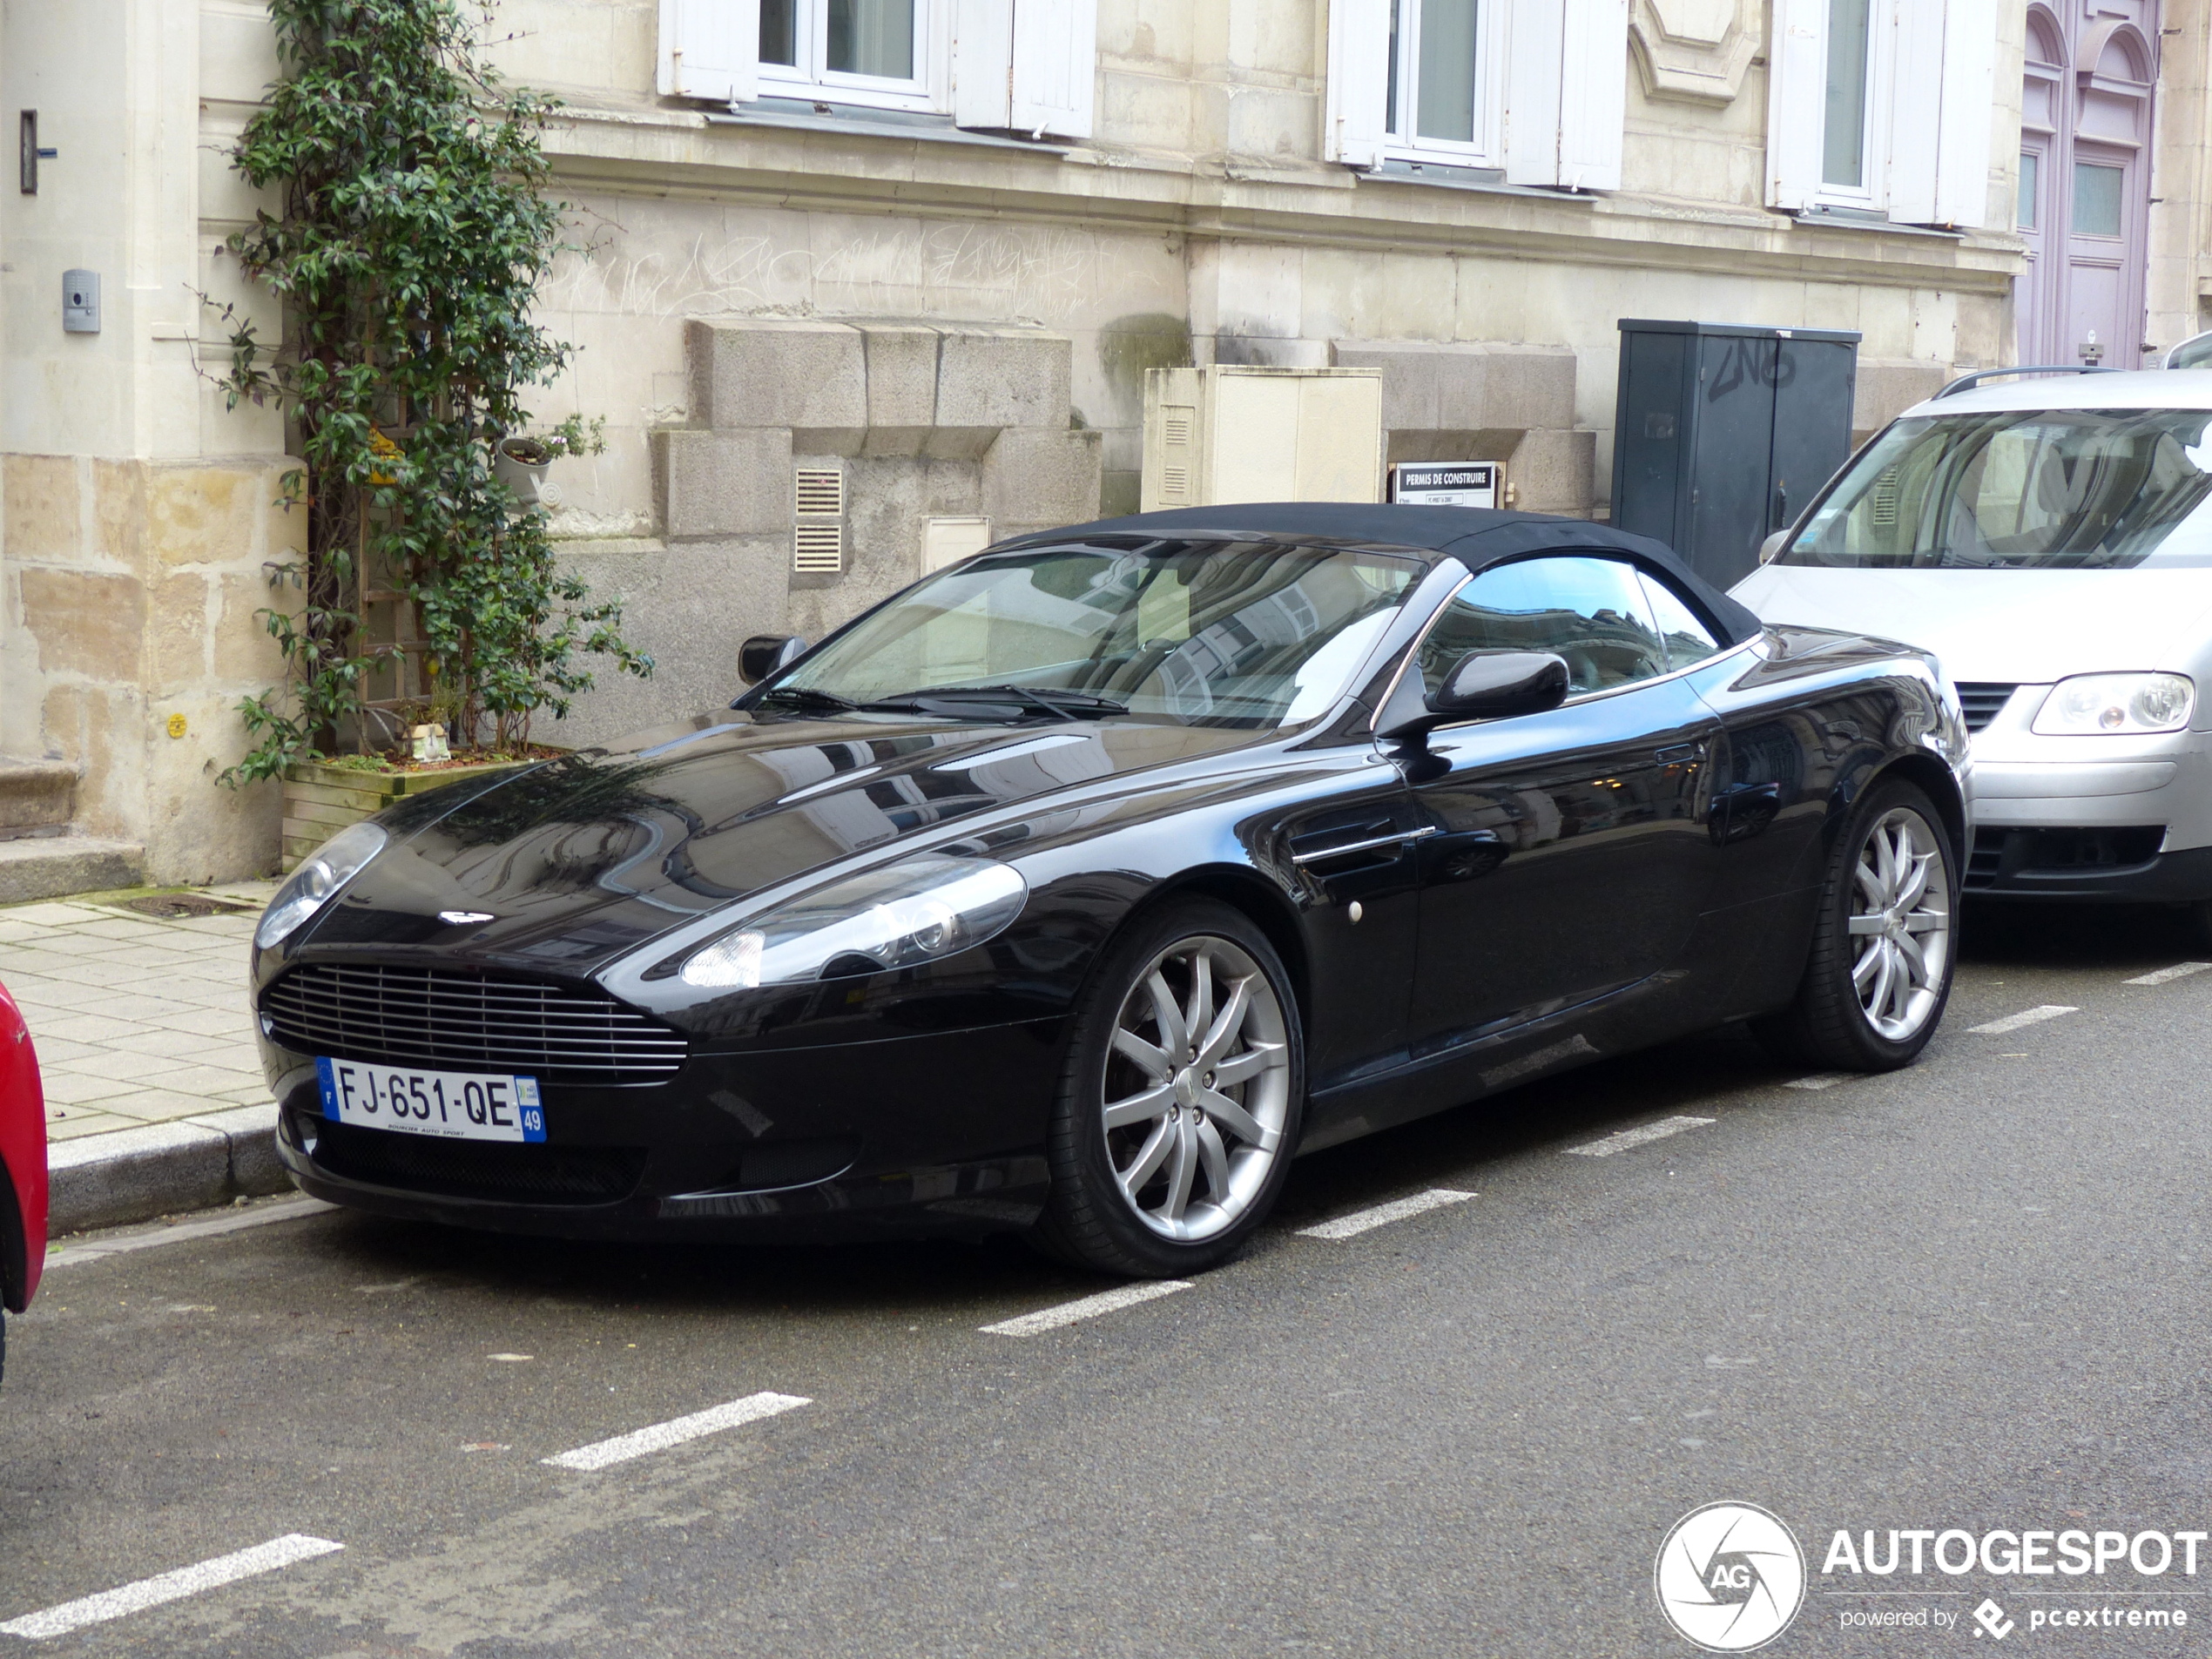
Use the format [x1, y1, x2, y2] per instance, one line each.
[1758, 530, 1789, 565]
[1377, 650, 1571, 742]
[738, 634, 806, 685]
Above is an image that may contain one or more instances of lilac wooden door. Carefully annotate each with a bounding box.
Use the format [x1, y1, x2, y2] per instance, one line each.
[2019, 2, 2158, 369]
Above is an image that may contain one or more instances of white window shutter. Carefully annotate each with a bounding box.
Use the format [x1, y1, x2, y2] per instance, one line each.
[1325, 0, 1391, 168]
[1766, 0, 1825, 211]
[1886, 0, 1945, 222]
[1502, 0, 1565, 185]
[953, 0, 1015, 130]
[1008, 0, 1098, 138]
[1556, 0, 1628, 192]
[658, 0, 759, 105]
[1932, 0, 1996, 227]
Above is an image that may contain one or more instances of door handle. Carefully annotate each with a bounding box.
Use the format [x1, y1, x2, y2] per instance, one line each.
[1288, 825, 1439, 867]
[1653, 744, 1698, 765]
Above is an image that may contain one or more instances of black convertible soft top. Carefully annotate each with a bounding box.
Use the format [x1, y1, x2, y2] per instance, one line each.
[1007, 502, 1765, 650]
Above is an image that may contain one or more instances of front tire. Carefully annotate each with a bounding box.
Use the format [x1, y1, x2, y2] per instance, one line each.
[1033, 900, 1305, 1278]
[1752, 778, 1958, 1071]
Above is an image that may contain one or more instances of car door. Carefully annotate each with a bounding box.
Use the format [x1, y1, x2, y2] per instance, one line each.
[1404, 556, 1723, 1059]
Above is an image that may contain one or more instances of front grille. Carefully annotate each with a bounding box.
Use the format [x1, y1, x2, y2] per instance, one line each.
[261, 963, 686, 1085]
[306, 1116, 646, 1204]
[1964, 826, 2165, 891]
[1966, 828, 2007, 888]
[1954, 682, 2019, 733]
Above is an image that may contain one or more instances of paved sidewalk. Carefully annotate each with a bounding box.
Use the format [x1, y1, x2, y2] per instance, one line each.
[0, 884, 276, 1143]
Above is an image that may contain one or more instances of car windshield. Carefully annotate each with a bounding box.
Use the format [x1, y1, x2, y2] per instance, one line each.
[763, 538, 1422, 728]
[1780, 408, 2212, 570]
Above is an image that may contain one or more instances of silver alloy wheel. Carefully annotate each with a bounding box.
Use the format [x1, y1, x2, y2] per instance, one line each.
[1101, 934, 1292, 1243]
[1846, 806, 1952, 1042]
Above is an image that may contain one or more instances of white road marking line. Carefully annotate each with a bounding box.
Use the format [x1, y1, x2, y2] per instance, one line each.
[1967, 1005, 2079, 1035]
[541, 1392, 811, 1472]
[1783, 1073, 1853, 1091]
[2127, 961, 2212, 987]
[0, 1534, 343, 1641]
[44, 1198, 335, 1271]
[980, 1279, 1191, 1337]
[1297, 1188, 1476, 1240]
[1563, 1116, 1716, 1157]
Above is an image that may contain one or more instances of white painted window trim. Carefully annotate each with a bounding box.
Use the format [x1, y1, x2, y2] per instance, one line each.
[1811, 0, 1892, 212]
[1768, 0, 1993, 228]
[1379, 0, 1510, 169]
[756, 0, 948, 113]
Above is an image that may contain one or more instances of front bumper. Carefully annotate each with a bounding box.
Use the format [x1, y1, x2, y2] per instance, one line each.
[1965, 833, 2212, 903]
[266, 1017, 1064, 1242]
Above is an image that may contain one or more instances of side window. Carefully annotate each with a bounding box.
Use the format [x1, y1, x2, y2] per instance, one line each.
[1416, 556, 1669, 700]
[1635, 571, 1723, 671]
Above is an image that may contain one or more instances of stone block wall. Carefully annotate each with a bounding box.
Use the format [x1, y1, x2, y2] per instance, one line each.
[1330, 341, 1597, 516]
[1, 455, 298, 883]
[554, 319, 1102, 749]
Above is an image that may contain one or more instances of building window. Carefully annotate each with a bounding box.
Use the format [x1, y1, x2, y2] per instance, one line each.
[1767, 0, 1993, 228]
[759, 0, 935, 109]
[2017, 151, 2039, 229]
[2072, 160, 2125, 239]
[1383, 0, 1503, 163]
[1821, 0, 1874, 189]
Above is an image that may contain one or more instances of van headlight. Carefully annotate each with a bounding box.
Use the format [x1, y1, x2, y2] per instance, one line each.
[678, 857, 1027, 990]
[254, 821, 388, 948]
[2031, 673, 2196, 735]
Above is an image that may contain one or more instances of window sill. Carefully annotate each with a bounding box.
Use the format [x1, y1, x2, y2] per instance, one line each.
[705, 100, 1069, 157]
[1786, 206, 1966, 240]
[1354, 161, 1601, 203]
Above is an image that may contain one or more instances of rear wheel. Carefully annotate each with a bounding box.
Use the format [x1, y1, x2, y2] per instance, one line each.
[1752, 779, 1957, 1071]
[1033, 900, 1305, 1278]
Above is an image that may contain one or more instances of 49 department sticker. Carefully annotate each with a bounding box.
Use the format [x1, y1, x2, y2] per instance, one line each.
[1656, 1501, 1807, 1652]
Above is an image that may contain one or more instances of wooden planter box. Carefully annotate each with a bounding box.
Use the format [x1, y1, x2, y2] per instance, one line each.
[281, 756, 542, 870]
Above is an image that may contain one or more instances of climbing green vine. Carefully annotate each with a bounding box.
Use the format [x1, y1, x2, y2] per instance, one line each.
[212, 0, 649, 783]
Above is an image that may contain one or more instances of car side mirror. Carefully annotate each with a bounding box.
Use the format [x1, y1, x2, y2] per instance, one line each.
[1377, 650, 1570, 742]
[738, 634, 806, 685]
[1758, 530, 1789, 565]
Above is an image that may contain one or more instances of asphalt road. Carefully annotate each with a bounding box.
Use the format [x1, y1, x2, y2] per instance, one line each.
[4, 901, 2212, 1657]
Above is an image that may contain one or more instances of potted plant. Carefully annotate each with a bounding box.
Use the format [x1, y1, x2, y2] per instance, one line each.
[208, 0, 651, 867]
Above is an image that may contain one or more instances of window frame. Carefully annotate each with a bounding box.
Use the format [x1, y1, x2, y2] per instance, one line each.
[1812, 0, 1890, 212]
[1386, 554, 1747, 734]
[1381, 0, 1510, 169]
[757, 0, 948, 113]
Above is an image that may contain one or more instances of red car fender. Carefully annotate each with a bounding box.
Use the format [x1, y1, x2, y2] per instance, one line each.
[0, 981, 47, 1311]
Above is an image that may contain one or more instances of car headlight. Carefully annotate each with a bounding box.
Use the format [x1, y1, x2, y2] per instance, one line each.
[678, 856, 1027, 990]
[254, 821, 388, 949]
[2030, 673, 2196, 736]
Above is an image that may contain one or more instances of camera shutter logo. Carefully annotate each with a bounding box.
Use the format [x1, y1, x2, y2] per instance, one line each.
[1655, 1501, 1806, 1651]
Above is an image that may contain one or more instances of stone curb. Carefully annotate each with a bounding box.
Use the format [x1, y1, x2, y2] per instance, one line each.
[46, 1105, 291, 1234]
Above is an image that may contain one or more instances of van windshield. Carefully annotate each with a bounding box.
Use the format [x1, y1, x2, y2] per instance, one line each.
[1779, 408, 2212, 570]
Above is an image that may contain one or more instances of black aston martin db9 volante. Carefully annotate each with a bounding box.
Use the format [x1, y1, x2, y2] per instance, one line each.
[253, 503, 1969, 1277]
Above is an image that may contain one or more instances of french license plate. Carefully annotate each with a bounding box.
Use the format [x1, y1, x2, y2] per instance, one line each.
[316, 1057, 546, 1143]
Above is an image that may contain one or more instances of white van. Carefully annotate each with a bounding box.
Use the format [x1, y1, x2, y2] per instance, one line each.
[1732, 367, 2212, 939]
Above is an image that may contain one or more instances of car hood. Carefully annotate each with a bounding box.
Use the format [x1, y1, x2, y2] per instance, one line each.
[297, 712, 1261, 973]
[1730, 565, 2212, 684]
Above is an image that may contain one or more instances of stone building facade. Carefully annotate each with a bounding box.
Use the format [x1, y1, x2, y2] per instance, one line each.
[4, 0, 2208, 893]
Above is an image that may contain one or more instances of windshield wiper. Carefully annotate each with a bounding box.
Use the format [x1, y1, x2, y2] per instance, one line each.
[862, 685, 1130, 722]
[753, 685, 858, 713]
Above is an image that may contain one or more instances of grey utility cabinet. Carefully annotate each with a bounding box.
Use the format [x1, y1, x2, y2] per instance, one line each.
[1609, 320, 1862, 590]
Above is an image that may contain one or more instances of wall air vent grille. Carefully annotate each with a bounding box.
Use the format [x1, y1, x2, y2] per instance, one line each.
[795, 468, 845, 516]
[1162, 407, 1195, 446]
[1161, 467, 1189, 500]
[794, 522, 845, 572]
